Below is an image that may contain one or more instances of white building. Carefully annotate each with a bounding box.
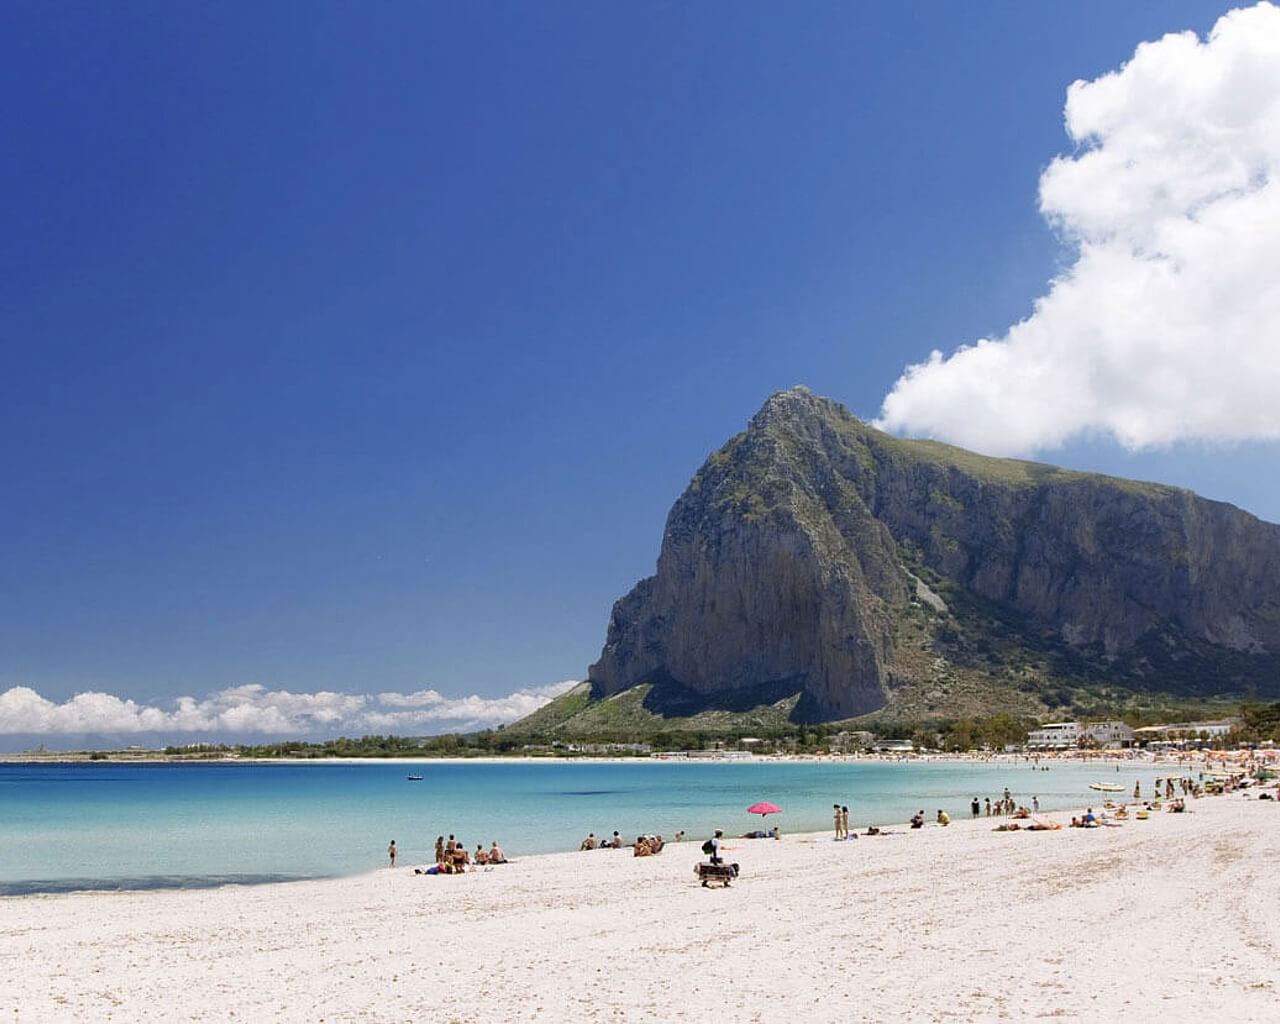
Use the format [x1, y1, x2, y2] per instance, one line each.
[1026, 722, 1080, 749]
[1085, 721, 1135, 747]
[1026, 721, 1134, 750]
[1131, 721, 1236, 746]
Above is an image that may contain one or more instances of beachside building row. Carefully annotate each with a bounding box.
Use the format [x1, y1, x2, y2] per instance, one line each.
[1131, 721, 1236, 745]
[1026, 721, 1135, 750]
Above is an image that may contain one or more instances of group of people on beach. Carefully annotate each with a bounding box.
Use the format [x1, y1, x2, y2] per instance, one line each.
[967, 788, 1039, 818]
[400, 834, 507, 874]
[579, 830, 678, 855]
[579, 831, 622, 850]
[631, 834, 665, 856]
[832, 804, 850, 838]
[831, 803, 892, 838]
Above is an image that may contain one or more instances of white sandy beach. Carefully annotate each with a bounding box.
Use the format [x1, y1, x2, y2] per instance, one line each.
[3, 789, 1277, 1024]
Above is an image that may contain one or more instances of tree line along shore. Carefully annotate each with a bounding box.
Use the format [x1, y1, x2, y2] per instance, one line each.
[5, 697, 1278, 761]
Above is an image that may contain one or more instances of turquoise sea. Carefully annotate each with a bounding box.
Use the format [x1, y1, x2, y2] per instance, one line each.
[0, 758, 1164, 896]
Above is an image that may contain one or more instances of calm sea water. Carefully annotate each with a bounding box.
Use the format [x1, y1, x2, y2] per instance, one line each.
[0, 758, 1162, 895]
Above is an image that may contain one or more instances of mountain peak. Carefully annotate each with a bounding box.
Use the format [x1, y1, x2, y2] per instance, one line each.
[589, 389, 1280, 722]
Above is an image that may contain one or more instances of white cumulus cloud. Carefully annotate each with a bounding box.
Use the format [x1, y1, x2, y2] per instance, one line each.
[0, 680, 579, 741]
[876, 2, 1280, 456]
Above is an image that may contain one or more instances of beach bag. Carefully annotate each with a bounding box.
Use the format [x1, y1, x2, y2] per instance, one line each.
[701, 838, 715, 855]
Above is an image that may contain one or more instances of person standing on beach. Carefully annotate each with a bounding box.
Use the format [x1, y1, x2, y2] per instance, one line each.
[840, 806, 849, 839]
[971, 797, 980, 818]
[1032, 796, 1040, 812]
[985, 797, 992, 816]
[834, 803, 842, 840]
[388, 840, 397, 867]
[435, 836, 445, 862]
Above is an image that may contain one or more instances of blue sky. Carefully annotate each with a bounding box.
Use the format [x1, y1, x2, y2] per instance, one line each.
[3, 2, 1278, 745]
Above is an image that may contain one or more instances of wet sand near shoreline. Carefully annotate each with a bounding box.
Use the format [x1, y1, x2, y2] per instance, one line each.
[3, 787, 1277, 1023]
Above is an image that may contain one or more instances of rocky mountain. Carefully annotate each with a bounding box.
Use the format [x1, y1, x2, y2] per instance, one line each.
[586, 387, 1280, 723]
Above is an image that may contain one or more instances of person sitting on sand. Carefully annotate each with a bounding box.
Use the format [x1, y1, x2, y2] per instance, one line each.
[489, 841, 506, 863]
[1082, 809, 1098, 827]
[452, 844, 470, 871]
[910, 810, 925, 829]
[936, 809, 950, 826]
[611, 831, 622, 849]
[580, 833, 597, 850]
[474, 844, 488, 865]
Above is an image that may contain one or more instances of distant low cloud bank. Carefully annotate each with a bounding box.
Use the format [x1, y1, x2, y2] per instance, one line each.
[877, 2, 1280, 456]
[0, 681, 578, 745]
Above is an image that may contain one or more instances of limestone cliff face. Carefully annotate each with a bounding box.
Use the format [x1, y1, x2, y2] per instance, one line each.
[589, 387, 1280, 717]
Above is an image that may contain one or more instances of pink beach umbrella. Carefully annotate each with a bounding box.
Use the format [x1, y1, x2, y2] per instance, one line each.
[747, 801, 783, 817]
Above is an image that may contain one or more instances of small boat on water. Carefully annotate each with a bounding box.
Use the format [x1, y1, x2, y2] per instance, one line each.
[407, 774, 424, 781]
[1088, 782, 1125, 792]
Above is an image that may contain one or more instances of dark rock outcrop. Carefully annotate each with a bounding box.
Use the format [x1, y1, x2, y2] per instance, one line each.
[588, 387, 1280, 719]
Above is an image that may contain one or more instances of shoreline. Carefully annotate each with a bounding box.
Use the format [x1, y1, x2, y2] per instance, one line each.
[0, 748, 1241, 766]
[3, 785, 1277, 1022]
